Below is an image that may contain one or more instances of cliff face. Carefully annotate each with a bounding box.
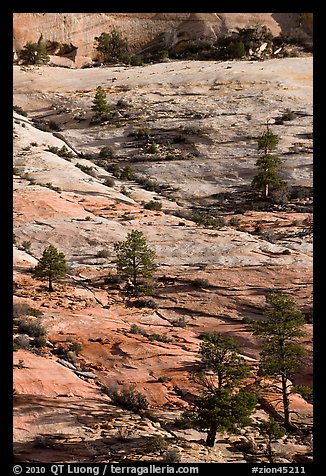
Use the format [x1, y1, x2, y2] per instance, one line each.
[13, 13, 306, 65]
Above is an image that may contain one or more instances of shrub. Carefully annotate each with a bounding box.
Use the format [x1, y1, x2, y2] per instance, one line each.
[106, 384, 149, 413]
[148, 140, 159, 153]
[146, 435, 168, 453]
[132, 299, 157, 309]
[22, 240, 32, 252]
[13, 335, 30, 351]
[47, 145, 74, 158]
[13, 105, 27, 117]
[69, 341, 82, 355]
[28, 307, 43, 318]
[13, 302, 31, 318]
[171, 316, 188, 327]
[104, 273, 123, 285]
[131, 127, 151, 141]
[193, 278, 210, 288]
[120, 185, 131, 197]
[32, 336, 48, 348]
[158, 50, 169, 60]
[104, 177, 115, 187]
[45, 183, 61, 192]
[18, 320, 47, 338]
[130, 55, 144, 66]
[226, 40, 246, 59]
[143, 200, 162, 211]
[157, 376, 171, 383]
[18, 41, 50, 65]
[97, 249, 110, 258]
[99, 146, 115, 159]
[76, 163, 97, 177]
[32, 119, 61, 132]
[129, 324, 147, 336]
[120, 165, 134, 180]
[162, 449, 181, 463]
[147, 333, 172, 343]
[228, 217, 241, 227]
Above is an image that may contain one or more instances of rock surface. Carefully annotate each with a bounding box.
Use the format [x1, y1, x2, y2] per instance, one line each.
[13, 54, 312, 462]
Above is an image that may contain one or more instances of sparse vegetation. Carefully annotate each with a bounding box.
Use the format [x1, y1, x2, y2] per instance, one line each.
[193, 278, 210, 288]
[46, 145, 74, 158]
[32, 119, 61, 132]
[13, 105, 27, 117]
[96, 249, 110, 258]
[99, 146, 115, 159]
[143, 200, 162, 211]
[18, 320, 47, 338]
[104, 384, 149, 413]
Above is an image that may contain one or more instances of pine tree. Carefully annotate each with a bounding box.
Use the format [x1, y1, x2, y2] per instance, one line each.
[246, 291, 306, 428]
[94, 28, 129, 63]
[18, 41, 50, 65]
[114, 229, 157, 286]
[252, 124, 287, 199]
[33, 245, 67, 292]
[258, 417, 286, 462]
[182, 333, 256, 447]
[91, 86, 109, 117]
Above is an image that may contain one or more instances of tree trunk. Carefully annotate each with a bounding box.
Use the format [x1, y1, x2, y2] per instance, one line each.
[281, 374, 291, 428]
[206, 424, 217, 447]
[264, 182, 269, 198]
[267, 438, 273, 463]
[48, 274, 53, 292]
[132, 257, 137, 286]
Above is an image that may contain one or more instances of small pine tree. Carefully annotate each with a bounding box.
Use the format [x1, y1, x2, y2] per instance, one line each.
[18, 41, 50, 65]
[114, 230, 157, 286]
[258, 417, 286, 462]
[91, 86, 109, 117]
[252, 125, 287, 198]
[33, 245, 67, 292]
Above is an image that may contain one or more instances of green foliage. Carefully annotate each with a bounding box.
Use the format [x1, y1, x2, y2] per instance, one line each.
[252, 126, 286, 199]
[258, 417, 286, 462]
[158, 50, 169, 60]
[181, 332, 255, 446]
[198, 333, 251, 389]
[183, 388, 256, 446]
[18, 41, 50, 65]
[105, 384, 148, 413]
[226, 40, 246, 59]
[22, 240, 32, 252]
[114, 229, 157, 285]
[33, 245, 67, 291]
[292, 384, 313, 404]
[91, 86, 110, 117]
[257, 130, 279, 153]
[145, 435, 168, 453]
[148, 140, 159, 153]
[246, 291, 306, 427]
[120, 165, 134, 180]
[94, 29, 129, 63]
